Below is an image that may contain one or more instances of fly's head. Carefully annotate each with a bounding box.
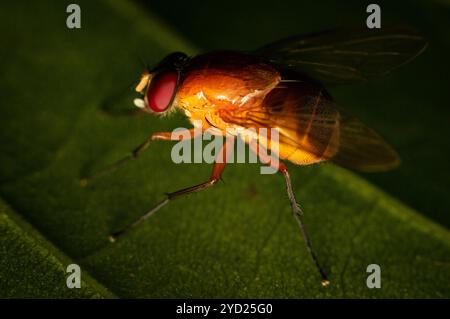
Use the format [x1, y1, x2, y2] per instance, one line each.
[134, 52, 190, 115]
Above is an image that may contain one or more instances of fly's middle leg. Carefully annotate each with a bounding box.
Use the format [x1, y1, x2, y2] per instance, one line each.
[108, 136, 234, 242]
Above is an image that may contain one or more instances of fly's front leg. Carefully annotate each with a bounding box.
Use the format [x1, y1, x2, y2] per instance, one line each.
[248, 142, 329, 286]
[80, 129, 199, 186]
[109, 136, 234, 242]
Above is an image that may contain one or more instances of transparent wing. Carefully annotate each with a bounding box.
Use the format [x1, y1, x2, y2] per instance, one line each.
[330, 111, 400, 171]
[254, 27, 427, 85]
[221, 86, 400, 172]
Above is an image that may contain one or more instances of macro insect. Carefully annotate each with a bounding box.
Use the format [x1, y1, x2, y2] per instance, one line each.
[82, 27, 427, 286]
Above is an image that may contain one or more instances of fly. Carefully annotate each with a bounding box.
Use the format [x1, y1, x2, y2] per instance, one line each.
[81, 27, 427, 286]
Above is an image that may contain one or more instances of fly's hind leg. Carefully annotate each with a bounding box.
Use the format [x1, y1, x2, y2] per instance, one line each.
[108, 136, 234, 242]
[80, 129, 200, 186]
[249, 142, 330, 286]
[280, 164, 330, 286]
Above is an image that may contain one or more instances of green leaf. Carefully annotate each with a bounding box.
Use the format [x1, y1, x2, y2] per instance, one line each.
[0, 0, 449, 298]
[0, 199, 115, 298]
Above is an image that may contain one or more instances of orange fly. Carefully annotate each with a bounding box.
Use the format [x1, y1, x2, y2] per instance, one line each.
[82, 27, 427, 286]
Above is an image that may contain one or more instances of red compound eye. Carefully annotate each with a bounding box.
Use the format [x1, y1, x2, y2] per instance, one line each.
[146, 71, 178, 112]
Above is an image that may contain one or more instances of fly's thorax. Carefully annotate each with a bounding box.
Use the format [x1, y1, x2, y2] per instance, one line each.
[174, 50, 284, 137]
[177, 51, 281, 109]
